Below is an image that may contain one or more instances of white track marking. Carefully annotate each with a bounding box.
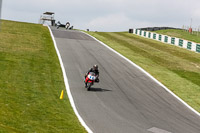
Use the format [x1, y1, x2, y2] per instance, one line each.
[48, 27, 93, 133]
[148, 127, 172, 133]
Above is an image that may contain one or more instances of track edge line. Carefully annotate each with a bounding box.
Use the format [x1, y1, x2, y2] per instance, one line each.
[48, 27, 93, 133]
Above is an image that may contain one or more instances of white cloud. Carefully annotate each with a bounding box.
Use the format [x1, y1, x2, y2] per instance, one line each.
[193, 9, 200, 18]
[86, 13, 133, 31]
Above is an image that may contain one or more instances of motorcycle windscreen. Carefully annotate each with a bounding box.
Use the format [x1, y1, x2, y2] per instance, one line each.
[88, 72, 96, 80]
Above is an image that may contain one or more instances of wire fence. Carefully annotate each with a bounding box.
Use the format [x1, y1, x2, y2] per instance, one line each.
[182, 25, 200, 36]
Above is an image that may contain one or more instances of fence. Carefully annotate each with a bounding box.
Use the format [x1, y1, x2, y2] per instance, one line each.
[133, 29, 200, 53]
[182, 25, 200, 36]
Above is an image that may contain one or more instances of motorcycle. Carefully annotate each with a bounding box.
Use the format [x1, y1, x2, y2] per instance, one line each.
[84, 72, 97, 91]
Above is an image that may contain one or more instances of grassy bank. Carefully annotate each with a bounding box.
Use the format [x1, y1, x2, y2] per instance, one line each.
[0, 20, 86, 132]
[154, 29, 200, 43]
[86, 31, 200, 113]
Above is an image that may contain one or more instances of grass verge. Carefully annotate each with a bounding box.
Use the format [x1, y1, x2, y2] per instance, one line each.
[154, 29, 200, 43]
[0, 20, 86, 132]
[86, 31, 200, 113]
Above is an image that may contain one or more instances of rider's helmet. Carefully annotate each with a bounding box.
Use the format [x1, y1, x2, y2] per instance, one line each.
[93, 64, 98, 70]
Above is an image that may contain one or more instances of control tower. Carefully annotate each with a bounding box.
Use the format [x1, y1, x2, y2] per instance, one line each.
[39, 12, 55, 26]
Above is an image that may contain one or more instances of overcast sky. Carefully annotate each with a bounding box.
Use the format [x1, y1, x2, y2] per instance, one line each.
[1, 0, 200, 31]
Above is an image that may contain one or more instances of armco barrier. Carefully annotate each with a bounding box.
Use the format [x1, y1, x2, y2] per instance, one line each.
[133, 29, 200, 53]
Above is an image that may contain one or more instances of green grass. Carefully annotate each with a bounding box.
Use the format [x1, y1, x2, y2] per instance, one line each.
[86, 31, 200, 113]
[0, 20, 86, 133]
[154, 29, 200, 43]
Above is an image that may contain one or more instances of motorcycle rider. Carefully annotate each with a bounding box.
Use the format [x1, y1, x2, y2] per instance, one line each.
[56, 21, 61, 29]
[65, 22, 70, 30]
[84, 64, 99, 87]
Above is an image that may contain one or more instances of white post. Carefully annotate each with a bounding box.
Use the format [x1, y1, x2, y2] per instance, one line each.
[161, 35, 165, 42]
[191, 42, 196, 52]
[151, 32, 154, 39]
[133, 29, 136, 34]
[167, 36, 170, 44]
[145, 31, 149, 38]
[142, 30, 144, 36]
[175, 38, 179, 46]
[183, 40, 187, 49]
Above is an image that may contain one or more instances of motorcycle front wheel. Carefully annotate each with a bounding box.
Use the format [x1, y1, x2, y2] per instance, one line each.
[87, 82, 92, 91]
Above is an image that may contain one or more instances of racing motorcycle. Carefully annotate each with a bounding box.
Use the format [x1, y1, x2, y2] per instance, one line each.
[84, 72, 97, 91]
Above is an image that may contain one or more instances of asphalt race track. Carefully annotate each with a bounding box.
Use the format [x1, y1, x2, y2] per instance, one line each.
[50, 27, 200, 133]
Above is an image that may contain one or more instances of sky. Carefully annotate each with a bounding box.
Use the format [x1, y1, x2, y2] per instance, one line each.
[1, 0, 200, 32]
